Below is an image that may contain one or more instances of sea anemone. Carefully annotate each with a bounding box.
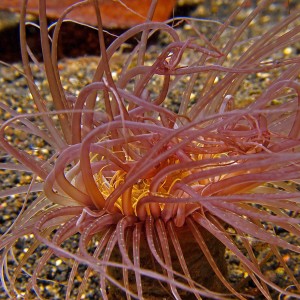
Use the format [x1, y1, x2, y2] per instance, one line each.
[1, 0, 300, 299]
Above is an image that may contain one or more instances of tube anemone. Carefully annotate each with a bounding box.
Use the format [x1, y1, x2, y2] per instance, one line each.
[1, 0, 300, 299]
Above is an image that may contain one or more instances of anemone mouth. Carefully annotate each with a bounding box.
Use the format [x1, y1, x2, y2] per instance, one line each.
[45, 103, 292, 223]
